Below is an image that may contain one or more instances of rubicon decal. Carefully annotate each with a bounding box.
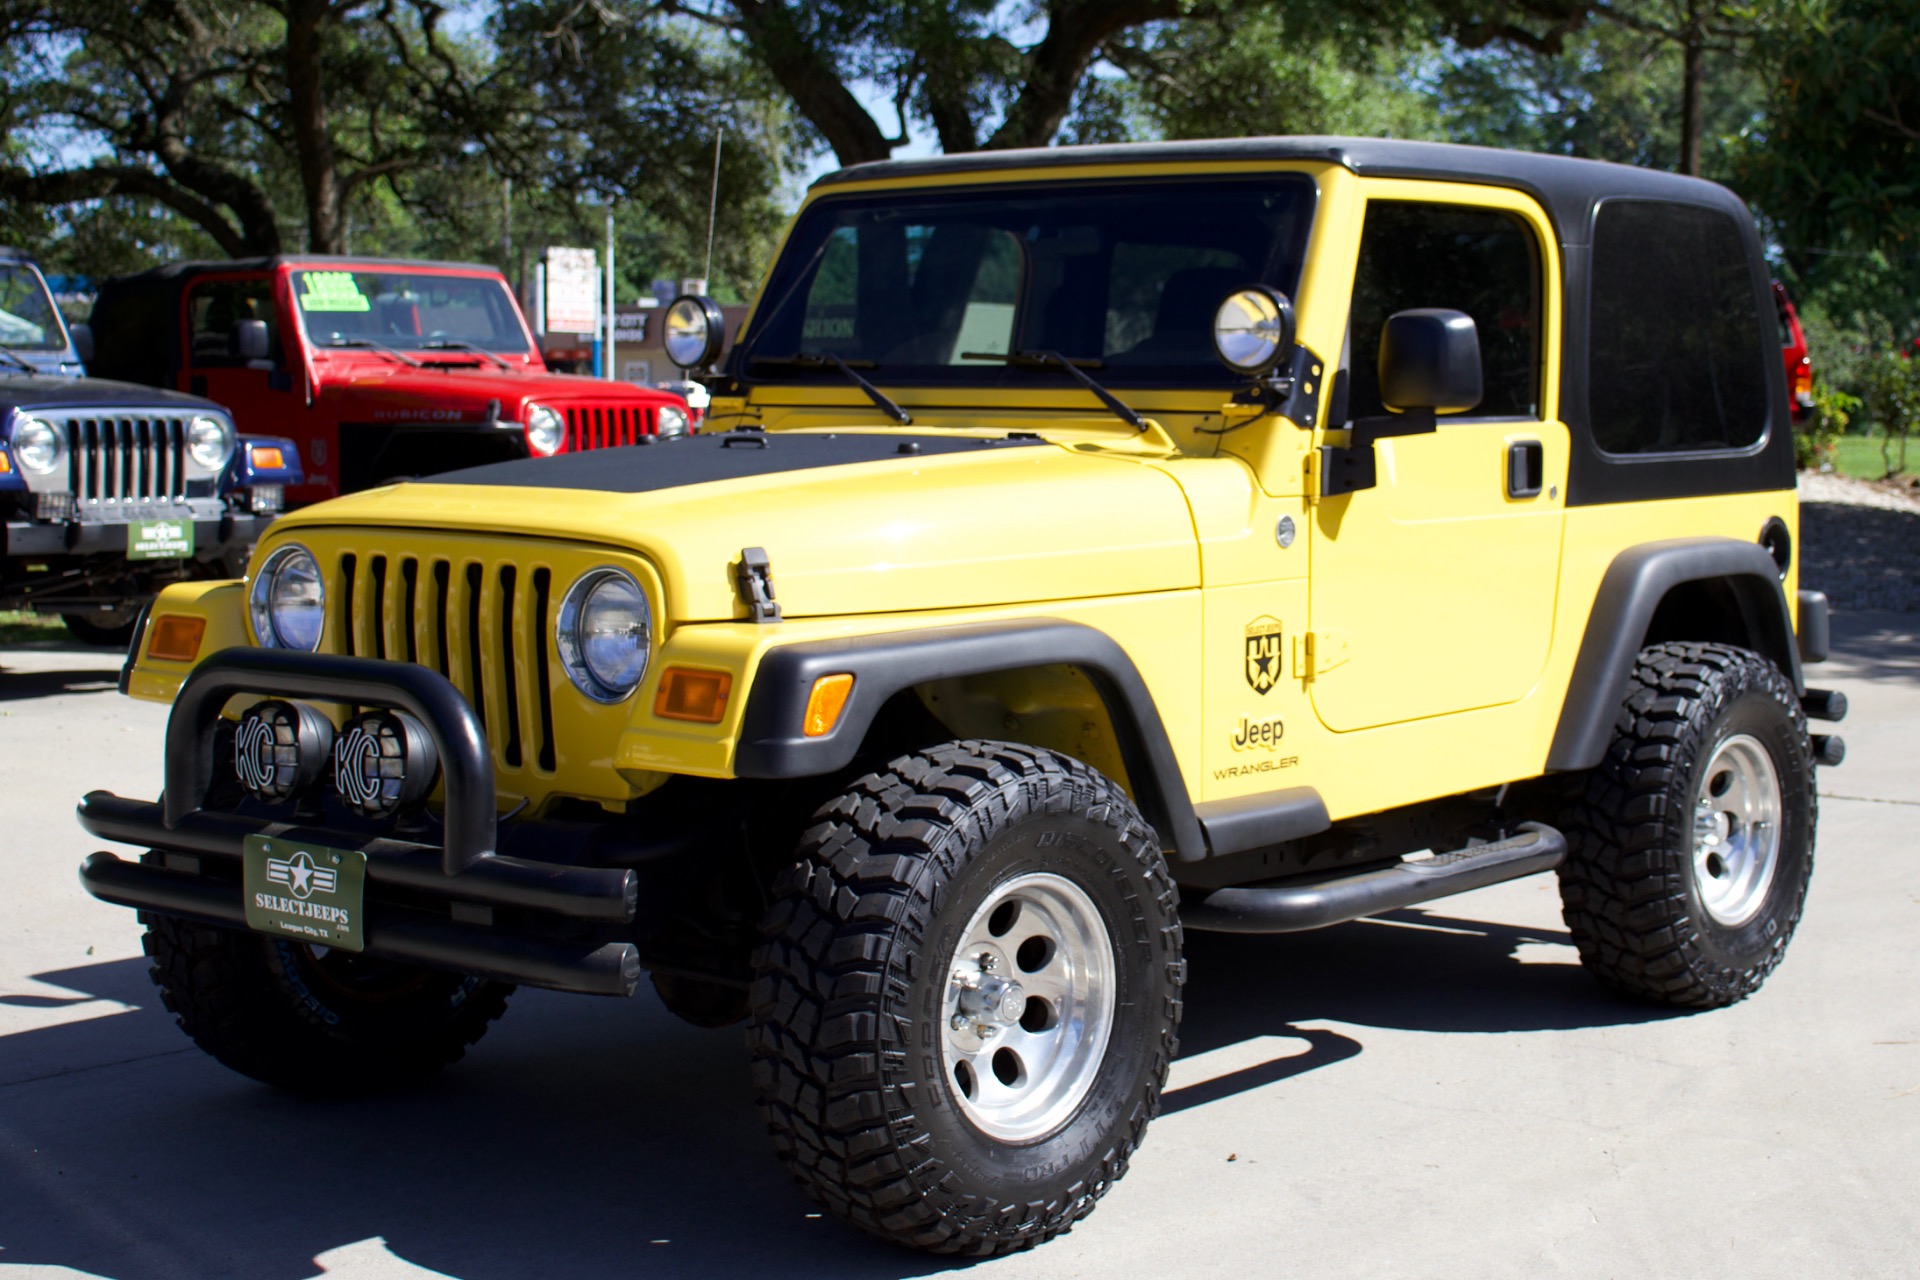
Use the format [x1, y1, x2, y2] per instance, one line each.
[1245, 617, 1284, 693]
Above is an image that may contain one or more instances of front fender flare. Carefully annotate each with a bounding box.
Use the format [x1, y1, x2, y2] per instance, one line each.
[732, 619, 1206, 862]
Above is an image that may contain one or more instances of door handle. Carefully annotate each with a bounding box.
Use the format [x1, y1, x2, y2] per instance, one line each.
[1506, 440, 1543, 498]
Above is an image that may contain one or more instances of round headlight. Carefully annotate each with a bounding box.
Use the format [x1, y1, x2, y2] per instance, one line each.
[1213, 285, 1296, 377]
[663, 295, 725, 370]
[526, 403, 564, 456]
[556, 567, 651, 703]
[187, 414, 235, 471]
[657, 403, 691, 437]
[249, 544, 326, 652]
[11, 415, 65, 474]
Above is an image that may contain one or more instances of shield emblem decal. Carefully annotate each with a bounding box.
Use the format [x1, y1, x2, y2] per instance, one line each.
[1245, 617, 1284, 693]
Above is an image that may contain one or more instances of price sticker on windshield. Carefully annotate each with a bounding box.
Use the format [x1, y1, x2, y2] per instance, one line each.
[298, 271, 370, 313]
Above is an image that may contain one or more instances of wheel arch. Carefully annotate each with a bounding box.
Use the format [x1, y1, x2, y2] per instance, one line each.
[1546, 538, 1803, 773]
[732, 619, 1205, 861]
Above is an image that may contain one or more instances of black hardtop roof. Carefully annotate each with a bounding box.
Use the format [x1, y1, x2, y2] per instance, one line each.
[810, 136, 1749, 247]
[100, 254, 504, 292]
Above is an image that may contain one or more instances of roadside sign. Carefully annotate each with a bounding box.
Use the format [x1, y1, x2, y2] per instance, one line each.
[545, 247, 598, 335]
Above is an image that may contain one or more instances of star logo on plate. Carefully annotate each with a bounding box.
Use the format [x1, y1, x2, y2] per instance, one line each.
[266, 850, 337, 900]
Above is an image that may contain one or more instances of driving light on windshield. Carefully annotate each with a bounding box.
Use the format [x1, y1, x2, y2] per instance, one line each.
[1213, 286, 1295, 378]
[664, 295, 725, 370]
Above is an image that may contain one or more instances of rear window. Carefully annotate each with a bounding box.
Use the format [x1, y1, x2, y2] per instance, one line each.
[1589, 201, 1769, 454]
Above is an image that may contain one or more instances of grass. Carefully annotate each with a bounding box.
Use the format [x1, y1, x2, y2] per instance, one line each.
[1831, 434, 1915, 480]
[0, 609, 63, 645]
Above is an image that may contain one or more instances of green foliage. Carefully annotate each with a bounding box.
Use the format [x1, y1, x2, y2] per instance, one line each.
[1796, 377, 1856, 469]
[1860, 349, 1920, 476]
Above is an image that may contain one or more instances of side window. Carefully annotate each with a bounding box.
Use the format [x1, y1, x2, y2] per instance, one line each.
[1589, 201, 1769, 454]
[1347, 202, 1542, 420]
[187, 278, 278, 367]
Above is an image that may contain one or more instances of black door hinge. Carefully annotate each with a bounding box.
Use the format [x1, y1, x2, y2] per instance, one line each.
[735, 546, 781, 623]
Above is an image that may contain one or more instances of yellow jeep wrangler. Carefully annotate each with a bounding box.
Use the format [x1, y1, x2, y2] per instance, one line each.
[81, 138, 1847, 1255]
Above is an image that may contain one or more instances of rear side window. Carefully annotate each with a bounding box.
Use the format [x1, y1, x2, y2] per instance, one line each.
[187, 278, 278, 367]
[1589, 201, 1769, 454]
[1347, 202, 1542, 421]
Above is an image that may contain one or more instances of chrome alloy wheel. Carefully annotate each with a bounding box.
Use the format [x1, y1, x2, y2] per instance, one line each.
[941, 871, 1116, 1144]
[1691, 733, 1783, 927]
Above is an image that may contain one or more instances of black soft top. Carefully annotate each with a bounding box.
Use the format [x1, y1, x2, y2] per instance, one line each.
[811, 136, 1748, 251]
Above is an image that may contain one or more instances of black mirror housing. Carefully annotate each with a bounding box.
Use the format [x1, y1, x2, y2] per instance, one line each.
[69, 321, 94, 365]
[1379, 308, 1482, 414]
[234, 318, 272, 362]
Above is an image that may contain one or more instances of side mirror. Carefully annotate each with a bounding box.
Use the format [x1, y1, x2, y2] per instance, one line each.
[1379, 308, 1481, 414]
[69, 322, 94, 365]
[1320, 309, 1484, 498]
[234, 319, 272, 363]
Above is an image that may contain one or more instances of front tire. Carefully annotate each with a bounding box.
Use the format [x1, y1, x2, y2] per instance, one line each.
[143, 913, 513, 1093]
[1557, 642, 1816, 1007]
[748, 741, 1184, 1256]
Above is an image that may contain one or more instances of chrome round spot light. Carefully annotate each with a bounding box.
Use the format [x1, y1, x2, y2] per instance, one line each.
[11, 414, 66, 474]
[248, 543, 325, 651]
[663, 294, 725, 370]
[525, 402, 565, 456]
[187, 414, 235, 471]
[332, 709, 440, 819]
[233, 699, 334, 803]
[1212, 285, 1295, 378]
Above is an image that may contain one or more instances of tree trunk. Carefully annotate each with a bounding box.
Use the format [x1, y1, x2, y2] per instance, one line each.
[732, 0, 896, 167]
[1679, 0, 1704, 176]
[286, 0, 345, 253]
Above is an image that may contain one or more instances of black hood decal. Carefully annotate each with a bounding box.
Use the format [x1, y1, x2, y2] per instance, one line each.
[423, 431, 1047, 494]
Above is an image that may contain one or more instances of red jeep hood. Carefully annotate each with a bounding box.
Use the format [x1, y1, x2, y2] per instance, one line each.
[313, 363, 678, 421]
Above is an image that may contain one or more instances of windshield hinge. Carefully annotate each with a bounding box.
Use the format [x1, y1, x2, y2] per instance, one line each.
[735, 546, 782, 624]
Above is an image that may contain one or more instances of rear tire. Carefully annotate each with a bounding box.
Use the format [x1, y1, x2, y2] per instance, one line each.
[748, 741, 1184, 1256]
[61, 608, 141, 648]
[143, 912, 512, 1093]
[1557, 642, 1816, 1007]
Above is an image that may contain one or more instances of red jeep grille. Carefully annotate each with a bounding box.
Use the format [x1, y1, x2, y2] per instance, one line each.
[562, 405, 657, 452]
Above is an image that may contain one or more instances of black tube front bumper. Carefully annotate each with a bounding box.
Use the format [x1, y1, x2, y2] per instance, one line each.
[77, 648, 644, 996]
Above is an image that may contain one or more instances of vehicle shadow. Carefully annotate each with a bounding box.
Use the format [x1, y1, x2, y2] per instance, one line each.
[0, 904, 1679, 1280]
[0, 665, 119, 700]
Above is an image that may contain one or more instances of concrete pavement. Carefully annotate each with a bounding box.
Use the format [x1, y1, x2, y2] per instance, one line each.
[0, 616, 1914, 1279]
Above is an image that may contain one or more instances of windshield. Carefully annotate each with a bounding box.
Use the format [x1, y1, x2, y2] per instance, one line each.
[738, 176, 1316, 387]
[0, 264, 66, 351]
[291, 269, 531, 354]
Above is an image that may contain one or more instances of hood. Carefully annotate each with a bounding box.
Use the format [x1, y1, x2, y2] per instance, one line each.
[315, 363, 680, 422]
[278, 431, 1201, 621]
[0, 375, 224, 415]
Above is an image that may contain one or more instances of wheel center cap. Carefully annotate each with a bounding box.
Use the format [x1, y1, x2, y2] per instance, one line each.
[947, 948, 1025, 1042]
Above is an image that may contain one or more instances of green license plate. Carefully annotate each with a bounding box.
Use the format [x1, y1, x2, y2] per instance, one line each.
[242, 834, 368, 952]
[127, 517, 195, 561]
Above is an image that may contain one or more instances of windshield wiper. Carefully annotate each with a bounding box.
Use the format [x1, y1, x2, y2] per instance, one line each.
[750, 352, 912, 425]
[0, 349, 38, 373]
[420, 339, 511, 370]
[323, 336, 423, 368]
[959, 349, 1145, 432]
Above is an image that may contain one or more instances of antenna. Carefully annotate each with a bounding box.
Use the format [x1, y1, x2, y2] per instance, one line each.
[703, 130, 723, 290]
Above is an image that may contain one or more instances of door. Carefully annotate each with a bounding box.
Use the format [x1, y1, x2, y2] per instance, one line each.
[1307, 190, 1568, 733]
[180, 272, 297, 433]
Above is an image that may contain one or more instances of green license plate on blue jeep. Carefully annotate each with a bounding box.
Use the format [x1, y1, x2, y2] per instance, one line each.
[242, 835, 368, 952]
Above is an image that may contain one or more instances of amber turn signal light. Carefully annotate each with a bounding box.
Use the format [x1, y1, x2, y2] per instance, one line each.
[249, 444, 286, 470]
[654, 667, 732, 723]
[147, 615, 206, 662]
[803, 673, 855, 738]
[0, 451, 12, 474]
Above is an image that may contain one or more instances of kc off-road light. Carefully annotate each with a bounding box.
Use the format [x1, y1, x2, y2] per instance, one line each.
[233, 699, 335, 803]
[332, 709, 440, 819]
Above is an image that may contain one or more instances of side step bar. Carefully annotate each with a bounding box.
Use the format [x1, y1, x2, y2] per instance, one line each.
[1182, 821, 1567, 934]
[79, 851, 641, 997]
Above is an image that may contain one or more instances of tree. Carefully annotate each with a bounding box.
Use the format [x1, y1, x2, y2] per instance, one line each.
[0, 0, 500, 256]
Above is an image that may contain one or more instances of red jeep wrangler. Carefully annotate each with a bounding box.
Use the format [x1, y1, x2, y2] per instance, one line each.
[82, 257, 691, 505]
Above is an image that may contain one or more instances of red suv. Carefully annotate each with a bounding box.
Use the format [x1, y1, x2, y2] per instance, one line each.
[1774, 281, 1814, 423]
[83, 257, 691, 506]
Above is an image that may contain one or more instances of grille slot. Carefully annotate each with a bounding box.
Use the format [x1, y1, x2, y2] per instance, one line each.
[562, 404, 655, 453]
[337, 552, 556, 780]
[65, 416, 188, 504]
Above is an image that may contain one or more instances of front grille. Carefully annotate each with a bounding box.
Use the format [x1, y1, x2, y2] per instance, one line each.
[562, 404, 657, 452]
[65, 416, 189, 505]
[337, 551, 557, 777]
